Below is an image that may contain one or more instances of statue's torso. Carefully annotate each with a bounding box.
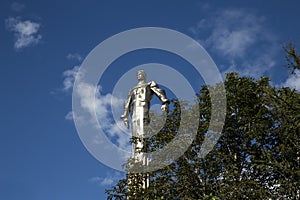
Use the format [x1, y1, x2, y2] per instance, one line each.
[130, 83, 153, 124]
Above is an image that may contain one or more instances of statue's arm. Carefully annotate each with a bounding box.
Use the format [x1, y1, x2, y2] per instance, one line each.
[150, 81, 170, 112]
[120, 90, 132, 128]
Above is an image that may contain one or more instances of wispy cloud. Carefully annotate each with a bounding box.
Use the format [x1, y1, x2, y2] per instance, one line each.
[284, 70, 300, 91]
[62, 66, 80, 91]
[89, 171, 124, 186]
[192, 9, 263, 58]
[74, 80, 130, 150]
[11, 2, 25, 12]
[66, 53, 83, 61]
[62, 66, 131, 151]
[190, 8, 279, 78]
[65, 111, 74, 120]
[5, 17, 42, 50]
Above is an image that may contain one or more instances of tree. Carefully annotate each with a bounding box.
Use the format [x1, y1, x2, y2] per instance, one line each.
[284, 43, 300, 74]
[106, 50, 300, 200]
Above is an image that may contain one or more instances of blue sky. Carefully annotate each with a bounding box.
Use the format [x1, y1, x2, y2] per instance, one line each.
[1, 0, 300, 199]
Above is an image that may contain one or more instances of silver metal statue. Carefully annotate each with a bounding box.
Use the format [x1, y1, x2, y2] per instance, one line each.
[121, 70, 169, 123]
[121, 70, 169, 188]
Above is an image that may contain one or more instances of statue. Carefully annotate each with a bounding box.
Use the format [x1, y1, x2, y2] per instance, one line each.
[121, 70, 169, 190]
[121, 70, 169, 161]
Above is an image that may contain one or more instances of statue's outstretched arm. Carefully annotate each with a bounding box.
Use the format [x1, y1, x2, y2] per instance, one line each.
[150, 81, 170, 112]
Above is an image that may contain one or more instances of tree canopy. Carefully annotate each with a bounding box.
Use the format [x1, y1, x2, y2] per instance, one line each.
[105, 46, 300, 200]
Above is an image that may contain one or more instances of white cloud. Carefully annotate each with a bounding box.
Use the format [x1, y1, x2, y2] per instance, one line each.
[190, 8, 279, 79]
[75, 81, 130, 150]
[11, 2, 25, 12]
[89, 171, 124, 186]
[65, 111, 73, 120]
[66, 53, 83, 61]
[62, 66, 131, 151]
[62, 66, 80, 91]
[5, 17, 42, 49]
[284, 70, 300, 91]
[192, 9, 264, 58]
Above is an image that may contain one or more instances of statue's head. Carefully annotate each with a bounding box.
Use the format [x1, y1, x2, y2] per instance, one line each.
[137, 70, 146, 81]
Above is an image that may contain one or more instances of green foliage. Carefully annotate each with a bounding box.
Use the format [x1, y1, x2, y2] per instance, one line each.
[284, 43, 300, 74]
[105, 51, 300, 200]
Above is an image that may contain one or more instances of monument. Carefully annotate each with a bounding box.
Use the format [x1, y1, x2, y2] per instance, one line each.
[121, 70, 170, 189]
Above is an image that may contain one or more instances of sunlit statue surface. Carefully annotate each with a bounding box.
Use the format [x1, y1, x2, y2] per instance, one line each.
[121, 70, 169, 161]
